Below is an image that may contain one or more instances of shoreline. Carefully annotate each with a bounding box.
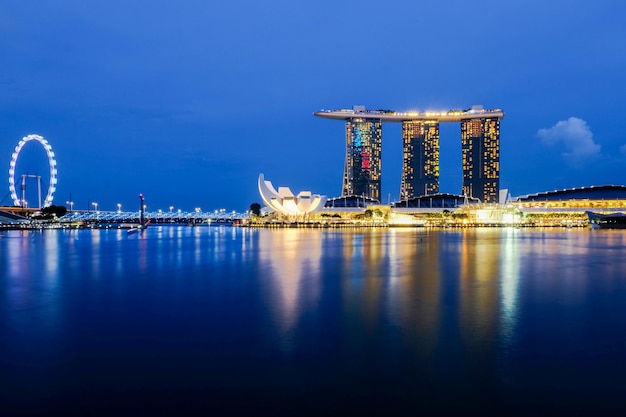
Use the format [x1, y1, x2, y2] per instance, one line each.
[1, 221, 591, 230]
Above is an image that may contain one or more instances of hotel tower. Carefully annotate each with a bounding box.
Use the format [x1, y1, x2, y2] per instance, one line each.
[461, 117, 501, 204]
[314, 105, 503, 203]
[401, 120, 440, 200]
[343, 117, 382, 201]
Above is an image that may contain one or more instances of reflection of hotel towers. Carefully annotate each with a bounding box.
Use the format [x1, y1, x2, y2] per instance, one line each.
[314, 106, 503, 203]
[459, 230, 500, 351]
[388, 230, 442, 355]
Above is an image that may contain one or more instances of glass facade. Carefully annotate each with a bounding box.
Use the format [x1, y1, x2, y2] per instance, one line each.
[343, 118, 382, 201]
[401, 121, 440, 200]
[461, 118, 500, 203]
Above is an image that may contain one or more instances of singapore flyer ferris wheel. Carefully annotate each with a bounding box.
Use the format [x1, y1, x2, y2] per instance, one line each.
[8, 134, 58, 208]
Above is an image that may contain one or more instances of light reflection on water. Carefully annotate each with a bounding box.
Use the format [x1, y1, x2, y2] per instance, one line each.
[500, 229, 521, 348]
[2, 226, 626, 414]
[259, 229, 322, 350]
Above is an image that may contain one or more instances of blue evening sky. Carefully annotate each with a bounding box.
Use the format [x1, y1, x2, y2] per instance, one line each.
[1, 0, 625, 212]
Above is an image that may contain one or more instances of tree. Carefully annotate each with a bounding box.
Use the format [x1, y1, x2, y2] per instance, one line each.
[249, 203, 262, 216]
[41, 205, 67, 217]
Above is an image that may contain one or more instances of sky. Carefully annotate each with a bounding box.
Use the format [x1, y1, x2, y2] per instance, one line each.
[1, 0, 625, 212]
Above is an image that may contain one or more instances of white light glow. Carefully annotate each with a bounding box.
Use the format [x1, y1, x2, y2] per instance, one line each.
[8, 134, 58, 208]
[258, 174, 327, 216]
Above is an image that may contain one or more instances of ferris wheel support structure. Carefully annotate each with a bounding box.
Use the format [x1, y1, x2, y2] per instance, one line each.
[20, 174, 42, 209]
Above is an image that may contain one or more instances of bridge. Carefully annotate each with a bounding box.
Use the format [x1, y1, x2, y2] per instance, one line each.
[59, 209, 250, 225]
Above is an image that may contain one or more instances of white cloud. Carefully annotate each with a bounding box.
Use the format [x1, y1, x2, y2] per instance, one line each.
[537, 117, 601, 167]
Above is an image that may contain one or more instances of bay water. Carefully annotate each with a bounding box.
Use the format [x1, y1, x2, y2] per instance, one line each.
[2, 227, 626, 415]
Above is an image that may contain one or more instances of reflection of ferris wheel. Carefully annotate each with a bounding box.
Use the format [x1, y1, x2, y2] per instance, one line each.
[8, 134, 58, 208]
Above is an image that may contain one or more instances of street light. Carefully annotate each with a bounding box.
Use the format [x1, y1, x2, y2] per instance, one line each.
[66, 200, 74, 212]
[117, 203, 122, 213]
[169, 206, 174, 213]
[92, 202, 98, 213]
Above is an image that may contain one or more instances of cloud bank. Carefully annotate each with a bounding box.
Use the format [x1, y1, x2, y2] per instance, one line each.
[537, 117, 600, 167]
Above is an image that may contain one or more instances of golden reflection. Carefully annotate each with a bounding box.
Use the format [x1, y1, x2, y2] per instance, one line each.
[459, 229, 500, 352]
[338, 229, 442, 355]
[386, 229, 442, 355]
[259, 229, 322, 348]
[342, 231, 386, 332]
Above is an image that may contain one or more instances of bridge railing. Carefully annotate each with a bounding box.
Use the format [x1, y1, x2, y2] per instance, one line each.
[59, 210, 250, 223]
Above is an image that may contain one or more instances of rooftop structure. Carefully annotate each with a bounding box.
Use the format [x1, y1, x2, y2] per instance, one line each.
[514, 185, 626, 202]
[392, 193, 480, 209]
[314, 106, 504, 122]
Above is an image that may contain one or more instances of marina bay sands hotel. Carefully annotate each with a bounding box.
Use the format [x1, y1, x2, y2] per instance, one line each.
[314, 105, 503, 204]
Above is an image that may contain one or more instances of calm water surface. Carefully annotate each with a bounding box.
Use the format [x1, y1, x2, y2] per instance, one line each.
[2, 226, 626, 415]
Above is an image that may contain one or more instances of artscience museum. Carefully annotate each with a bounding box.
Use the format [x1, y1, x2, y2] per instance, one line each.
[258, 174, 327, 215]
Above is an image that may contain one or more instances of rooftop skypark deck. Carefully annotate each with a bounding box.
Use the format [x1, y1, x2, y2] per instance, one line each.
[314, 105, 504, 122]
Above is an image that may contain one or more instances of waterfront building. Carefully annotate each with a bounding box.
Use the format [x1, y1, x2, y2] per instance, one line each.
[343, 117, 382, 201]
[324, 195, 380, 209]
[258, 173, 327, 215]
[461, 117, 500, 203]
[391, 193, 480, 209]
[314, 105, 504, 203]
[513, 185, 626, 209]
[249, 182, 626, 228]
[401, 121, 440, 199]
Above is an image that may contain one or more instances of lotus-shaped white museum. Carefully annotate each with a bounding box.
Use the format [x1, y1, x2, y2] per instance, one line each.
[258, 174, 327, 215]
